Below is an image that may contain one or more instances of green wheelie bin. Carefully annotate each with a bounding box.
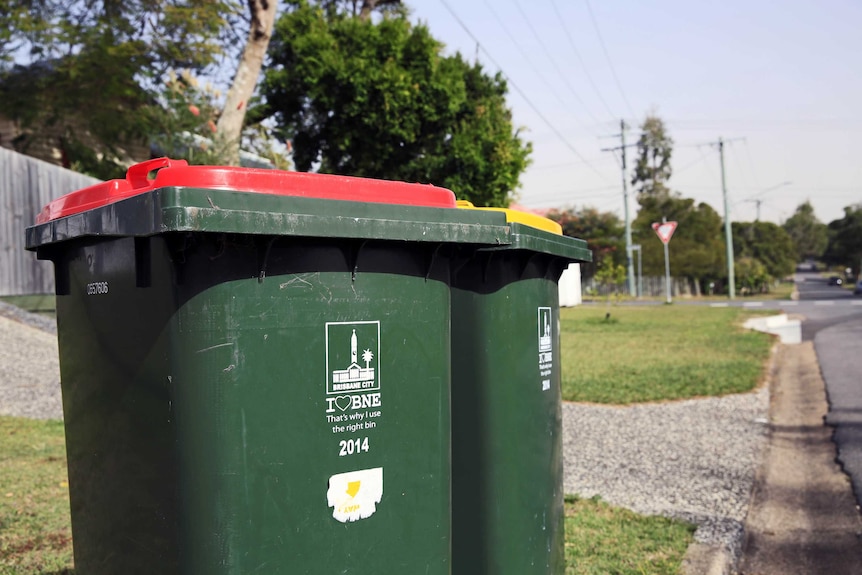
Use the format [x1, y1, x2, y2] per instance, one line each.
[450, 202, 591, 575]
[25, 158, 510, 574]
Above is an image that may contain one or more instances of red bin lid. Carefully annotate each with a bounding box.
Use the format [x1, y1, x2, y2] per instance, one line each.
[36, 157, 457, 224]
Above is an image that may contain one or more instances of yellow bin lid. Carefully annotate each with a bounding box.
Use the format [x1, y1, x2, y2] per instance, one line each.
[456, 201, 562, 235]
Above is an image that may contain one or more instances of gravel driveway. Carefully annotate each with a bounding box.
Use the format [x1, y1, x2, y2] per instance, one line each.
[562, 388, 768, 562]
[0, 302, 62, 420]
[0, 300, 768, 565]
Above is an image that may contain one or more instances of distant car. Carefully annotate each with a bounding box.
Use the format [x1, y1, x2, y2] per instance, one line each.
[828, 276, 844, 286]
[855, 280, 862, 295]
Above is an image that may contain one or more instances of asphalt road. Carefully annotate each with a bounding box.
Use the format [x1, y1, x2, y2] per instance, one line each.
[709, 270, 862, 510]
[789, 271, 862, 510]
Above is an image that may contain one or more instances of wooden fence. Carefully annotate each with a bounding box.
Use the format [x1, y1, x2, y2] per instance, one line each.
[1, 147, 99, 295]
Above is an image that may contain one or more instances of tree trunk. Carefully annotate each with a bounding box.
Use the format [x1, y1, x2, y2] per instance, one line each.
[359, 0, 400, 20]
[216, 0, 279, 165]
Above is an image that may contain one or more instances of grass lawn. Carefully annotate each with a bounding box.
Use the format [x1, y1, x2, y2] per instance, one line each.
[1, 415, 695, 574]
[0, 417, 73, 575]
[565, 495, 695, 575]
[561, 305, 773, 404]
[0, 295, 56, 317]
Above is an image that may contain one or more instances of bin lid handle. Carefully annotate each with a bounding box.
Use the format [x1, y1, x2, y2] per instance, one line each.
[126, 157, 189, 189]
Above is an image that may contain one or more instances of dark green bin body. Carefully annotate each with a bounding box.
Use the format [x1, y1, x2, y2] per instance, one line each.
[26, 186, 508, 574]
[450, 223, 591, 575]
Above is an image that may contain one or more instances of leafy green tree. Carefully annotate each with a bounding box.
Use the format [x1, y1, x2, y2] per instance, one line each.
[0, 0, 229, 70]
[735, 257, 770, 294]
[594, 261, 627, 307]
[0, 0, 41, 63]
[782, 201, 828, 262]
[633, 192, 725, 290]
[0, 0, 234, 173]
[823, 204, 862, 277]
[261, 0, 531, 206]
[732, 221, 796, 281]
[318, 0, 403, 18]
[546, 206, 623, 279]
[631, 114, 673, 198]
[0, 0, 291, 171]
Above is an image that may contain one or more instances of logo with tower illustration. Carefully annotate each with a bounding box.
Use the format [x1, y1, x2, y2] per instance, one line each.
[538, 307, 552, 352]
[326, 321, 381, 394]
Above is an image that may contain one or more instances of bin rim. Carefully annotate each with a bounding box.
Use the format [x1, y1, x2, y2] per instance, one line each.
[36, 157, 458, 224]
[456, 201, 562, 235]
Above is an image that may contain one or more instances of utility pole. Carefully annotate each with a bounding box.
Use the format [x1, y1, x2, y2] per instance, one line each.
[718, 137, 735, 300]
[704, 136, 744, 299]
[602, 119, 636, 296]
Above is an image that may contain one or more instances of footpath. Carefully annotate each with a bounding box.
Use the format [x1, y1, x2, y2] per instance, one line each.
[737, 342, 862, 575]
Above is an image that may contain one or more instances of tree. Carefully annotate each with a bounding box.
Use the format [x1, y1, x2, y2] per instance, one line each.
[546, 206, 624, 279]
[735, 257, 770, 294]
[318, 0, 402, 19]
[0, 0, 234, 174]
[261, 0, 531, 206]
[0, 0, 229, 72]
[823, 204, 862, 277]
[631, 114, 673, 198]
[732, 221, 796, 282]
[1, 0, 287, 172]
[594, 261, 626, 306]
[633, 192, 726, 291]
[216, 0, 279, 165]
[782, 201, 828, 262]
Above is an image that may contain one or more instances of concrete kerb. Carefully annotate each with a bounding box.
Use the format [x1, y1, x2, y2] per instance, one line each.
[742, 313, 802, 344]
[681, 542, 734, 575]
[680, 341, 781, 575]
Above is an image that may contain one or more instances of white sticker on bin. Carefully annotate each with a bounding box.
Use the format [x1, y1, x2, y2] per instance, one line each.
[327, 467, 383, 523]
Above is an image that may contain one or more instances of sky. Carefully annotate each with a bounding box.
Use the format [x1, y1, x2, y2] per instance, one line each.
[405, 0, 862, 226]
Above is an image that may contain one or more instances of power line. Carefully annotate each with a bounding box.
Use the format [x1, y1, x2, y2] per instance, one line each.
[528, 193, 621, 209]
[549, 0, 617, 120]
[438, 0, 610, 181]
[728, 141, 753, 193]
[528, 186, 619, 201]
[583, 0, 636, 119]
[511, 0, 601, 126]
[696, 144, 718, 180]
[480, 0, 599, 137]
[742, 140, 761, 190]
[673, 153, 711, 176]
[531, 157, 617, 171]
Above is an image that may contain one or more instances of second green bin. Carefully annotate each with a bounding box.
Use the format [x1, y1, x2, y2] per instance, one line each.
[450, 203, 591, 575]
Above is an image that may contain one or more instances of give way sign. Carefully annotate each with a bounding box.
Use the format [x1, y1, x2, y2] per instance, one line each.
[651, 221, 678, 244]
